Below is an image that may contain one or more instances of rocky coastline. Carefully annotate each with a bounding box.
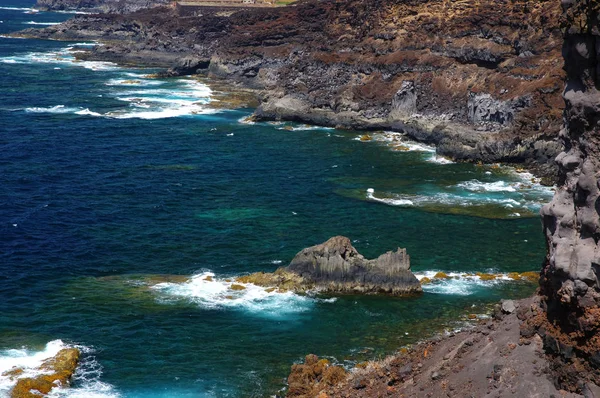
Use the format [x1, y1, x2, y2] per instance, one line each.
[13, 0, 570, 182]
[9, 0, 600, 396]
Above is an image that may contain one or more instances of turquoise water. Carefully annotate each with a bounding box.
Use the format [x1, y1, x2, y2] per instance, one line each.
[0, 2, 552, 396]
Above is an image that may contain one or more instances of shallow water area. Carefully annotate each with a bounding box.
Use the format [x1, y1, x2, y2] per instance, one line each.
[1, 2, 551, 396]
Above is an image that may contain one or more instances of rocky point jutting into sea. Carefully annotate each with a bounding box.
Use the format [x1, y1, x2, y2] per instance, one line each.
[14, 0, 567, 181]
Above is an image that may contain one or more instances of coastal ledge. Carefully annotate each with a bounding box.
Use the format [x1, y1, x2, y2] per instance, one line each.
[237, 236, 422, 296]
[284, 296, 599, 398]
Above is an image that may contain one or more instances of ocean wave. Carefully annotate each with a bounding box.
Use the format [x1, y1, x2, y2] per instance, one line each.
[23, 21, 61, 25]
[0, 6, 34, 11]
[0, 47, 118, 71]
[355, 131, 443, 156]
[105, 106, 217, 120]
[105, 78, 163, 87]
[25, 105, 79, 114]
[276, 124, 334, 131]
[427, 154, 454, 164]
[365, 188, 521, 209]
[413, 271, 523, 296]
[0, 340, 119, 398]
[74, 108, 102, 117]
[151, 271, 332, 317]
[366, 188, 414, 206]
[456, 179, 516, 193]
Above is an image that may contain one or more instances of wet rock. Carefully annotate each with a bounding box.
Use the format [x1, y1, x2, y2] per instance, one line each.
[10, 348, 80, 398]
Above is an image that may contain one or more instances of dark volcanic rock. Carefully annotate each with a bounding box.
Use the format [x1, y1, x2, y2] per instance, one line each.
[237, 236, 421, 296]
[35, 0, 170, 13]
[518, 0, 600, 393]
[287, 236, 420, 295]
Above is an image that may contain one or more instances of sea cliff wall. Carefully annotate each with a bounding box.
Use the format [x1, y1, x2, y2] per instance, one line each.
[533, 0, 600, 390]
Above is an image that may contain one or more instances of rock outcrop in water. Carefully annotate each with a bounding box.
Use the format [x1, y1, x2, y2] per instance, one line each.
[526, 0, 600, 391]
[6, 348, 80, 398]
[15, 0, 566, 181]
[237, 236, 422, 296]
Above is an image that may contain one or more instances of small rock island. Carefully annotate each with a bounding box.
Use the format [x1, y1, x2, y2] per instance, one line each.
[237, 236, 422, 296]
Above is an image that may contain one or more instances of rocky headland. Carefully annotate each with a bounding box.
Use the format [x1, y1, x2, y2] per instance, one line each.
[17, 0, 569, 181]
[237, 236, 422, 296]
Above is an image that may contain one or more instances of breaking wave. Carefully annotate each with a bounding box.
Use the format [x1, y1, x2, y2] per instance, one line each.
[151, 272, 335, 317]
[0, 340, 119, 398]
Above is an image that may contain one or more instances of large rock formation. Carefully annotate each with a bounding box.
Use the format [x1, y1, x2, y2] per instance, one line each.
[35, 0, 171, 13]
[237, 236, 422, 296]
[14, 0, 566, 180]
[529, 0, 600, 391]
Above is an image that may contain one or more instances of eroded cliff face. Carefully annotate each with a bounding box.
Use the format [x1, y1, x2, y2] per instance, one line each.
[35, 0, 170, 13]
[533, 0, 600, 390]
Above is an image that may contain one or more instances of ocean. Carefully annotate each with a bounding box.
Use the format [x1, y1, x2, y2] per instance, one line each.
[0, 1, 553, 396]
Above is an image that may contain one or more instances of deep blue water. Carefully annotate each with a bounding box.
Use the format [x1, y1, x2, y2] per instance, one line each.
[0, 2, 552, 396]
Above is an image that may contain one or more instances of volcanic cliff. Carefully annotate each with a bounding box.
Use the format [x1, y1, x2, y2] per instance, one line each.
[22, 0, 566, 180]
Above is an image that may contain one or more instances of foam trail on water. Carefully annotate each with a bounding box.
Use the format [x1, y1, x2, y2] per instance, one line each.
[151, 271, 335, 317]
[0, 340, 119, 398]
[23, 21, 61, 25]
[0, 7, 34, 11]
[25, 105, 79, 114]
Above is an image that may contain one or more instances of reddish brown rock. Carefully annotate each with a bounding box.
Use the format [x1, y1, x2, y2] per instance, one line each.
[287, 354, 346, 398]
[10, 348, 80, 398]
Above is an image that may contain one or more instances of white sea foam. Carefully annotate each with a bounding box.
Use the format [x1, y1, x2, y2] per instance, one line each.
[354, 131, 437, 152]
[413, 271, 515, 296]
[151, 271, 330, 317]
[75, 108, 102, 117]
[365, 188, 525, 211]
[0, 340, 119, 398]
[427, 153, 455, 164]
[23, 21, 61, 25]
[457, 180, 517, 193]
[105, 78, 163, 87]
[366, 188, 414, 206]
[25, 105, 79, 114]
[0, 7, 34, 11]
[277, 124, 334, 131]
[108, 79, 215, 119]
[0, 47, 118, 71]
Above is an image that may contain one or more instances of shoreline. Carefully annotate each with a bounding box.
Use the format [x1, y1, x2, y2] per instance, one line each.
[8, 0, 566, 183]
